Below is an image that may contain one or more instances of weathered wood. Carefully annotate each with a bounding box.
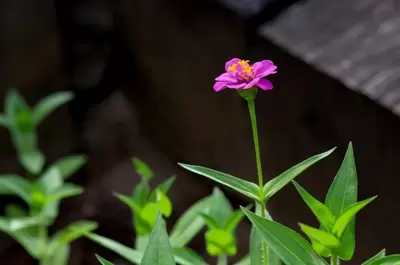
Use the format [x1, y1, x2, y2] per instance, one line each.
[260, 0, 400, 116]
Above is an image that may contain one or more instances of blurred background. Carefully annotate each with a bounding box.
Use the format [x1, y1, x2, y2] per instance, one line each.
[0, 0, 399, 264]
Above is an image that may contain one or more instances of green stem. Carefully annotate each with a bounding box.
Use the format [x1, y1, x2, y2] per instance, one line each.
[331, 255, 339, 265]
[247, 99, 268, 265]
[217, 255, 227, 265]
[38, 225, 48, 264]
[247, 100, 264, 196]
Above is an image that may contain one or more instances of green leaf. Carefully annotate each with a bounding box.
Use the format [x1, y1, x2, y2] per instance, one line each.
[293, 181, 335, 231]
[332, 196, 377, 239]
[250, 204, 281, 265]
[0, 217, 41, 258]
[209, 187, 233, 228]
[140, 203, 159, 228]
[224, 210, 245, 233]
[5, 204, 27, 218]
[115, 193, 152, 236]
[299, 224, 340, 248]
[234, 255, 250, 265]
[46, 183, 84, 202]
[7, 216, 45, 231]
[133, 181, 151, 207]
[48, 155, 87, 180]
[170, 196, 211, 248]
[173, 247, 207, 265]
[242, 207, 328, 265]
[362, 249, 386, 265]
[368, 255, 400, 265]
[0, 175, 32, 203]
[135, 236, 150, 253]
[41, 244, 70, 265]
[5, 89, 30, 119]
[311, 240, 331, 258]
[140, 212, 176, 265]
[85, 233, 143, 263]
[179, 163, 260, 201]
[155, 189, 172, 217]
[0, 114, 10, 128]
[133, 157, 153, 181]
[36, 167, 63, 221]
[200, 213, 220, 230]
[96, 254, 114, 265]
[19, 151, 45, 175]
[12, 131, 37, 154]
[325, 142, 357, 260]
[149, 176, 176, 202]
[263, 148, 335, 200]
[32, 91, 74, 125]
[205, 229, 236, 256]
[48, 220, 98, 255]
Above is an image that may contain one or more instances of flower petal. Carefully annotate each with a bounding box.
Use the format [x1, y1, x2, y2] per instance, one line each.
[225, 58, 241, 71]
[213, 82, 227, 91]
[215, 73, 239, 83]
[244, 78, 260, 89]
[256, 79, 273, 90]
[226, 82, 246, 89]
[253, 60, 277, 78]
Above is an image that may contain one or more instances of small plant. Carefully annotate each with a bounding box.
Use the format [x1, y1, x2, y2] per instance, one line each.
[0, 89, 96, 265]
[93, 58, 400, 265]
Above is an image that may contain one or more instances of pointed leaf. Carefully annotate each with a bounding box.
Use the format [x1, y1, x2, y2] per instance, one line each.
[264, 148, 335, 200]
[293, 181, 334, 231]
[368, 255, 400, 265]
[48, 220, 98, 255]
[325, 143, 357, 260]
[170, 196, 212, 248]
[332, 196, 377, 239]
[299, 224, 340, 248]
[85, 233, 143, 263]
[133, 157, 153, 181]
[225, 210, 245, 233]
[149, 176, 176, 202]
[96, 254, 114, 265]
[209, 187, 233, 227]
[0, 175, 32, 203]
[179, 163, 260, 201]
[362, 249, 386, 265]
[155, 189, 172, 217]
[0, 217, 41, 258]
[5, 89, 30, 119]
[32, 92, 74, 125]
[133, 181, 151, 207]
[19, 151, 45, 175]
[243, 207, 328, 265]
[115, 193, 142, 214]
[46, 184, 84, 202]
[200, 213, 220, 230]
[173, 247, 208, 265]
[140, 213, 176, 265]
[48, 155, 87, 180]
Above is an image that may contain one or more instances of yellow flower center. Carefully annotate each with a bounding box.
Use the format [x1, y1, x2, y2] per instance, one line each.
[228, 60, 254, 80]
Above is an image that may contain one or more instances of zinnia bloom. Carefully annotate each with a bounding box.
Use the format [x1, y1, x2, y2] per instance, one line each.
[213, 58, 277, 92]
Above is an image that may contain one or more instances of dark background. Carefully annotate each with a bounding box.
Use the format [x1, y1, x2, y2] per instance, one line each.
[0, 0, 399, 264]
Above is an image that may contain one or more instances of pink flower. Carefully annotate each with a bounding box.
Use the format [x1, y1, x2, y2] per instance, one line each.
[213, 58, 277, 92]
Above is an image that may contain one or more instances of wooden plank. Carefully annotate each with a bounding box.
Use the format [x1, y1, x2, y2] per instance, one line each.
[259, 0, 400, 116]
